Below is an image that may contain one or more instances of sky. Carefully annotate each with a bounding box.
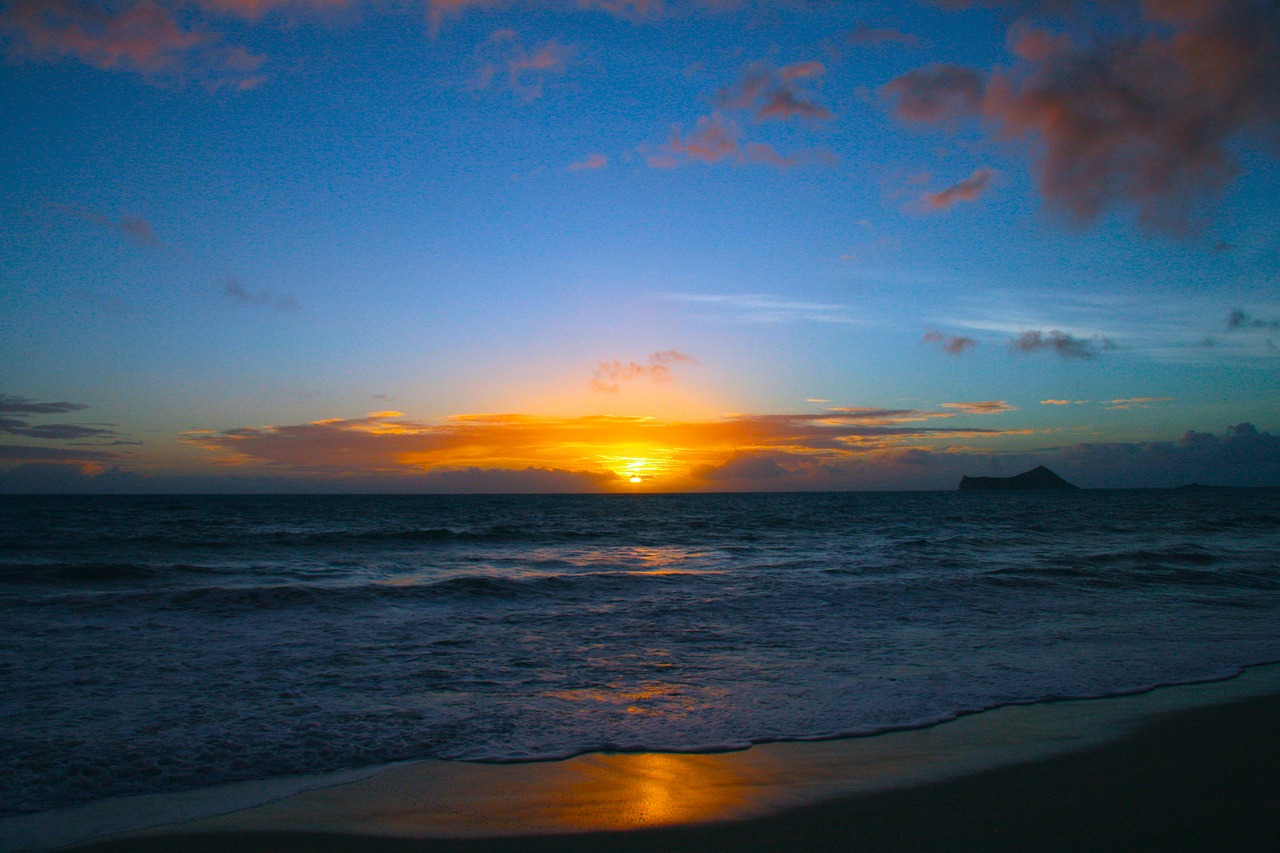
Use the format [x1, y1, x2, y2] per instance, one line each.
[1, 0, 1278, 492]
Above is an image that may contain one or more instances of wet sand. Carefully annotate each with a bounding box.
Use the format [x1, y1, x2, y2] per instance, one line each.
[20, 668, 1280, 852]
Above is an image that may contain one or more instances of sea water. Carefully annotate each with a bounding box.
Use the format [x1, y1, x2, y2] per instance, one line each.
[2, 490, 1279, 817]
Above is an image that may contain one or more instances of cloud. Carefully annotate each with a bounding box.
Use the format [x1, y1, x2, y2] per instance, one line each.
[924, 168, 995, 209]
[841, 24, 919, 48]
[1039, 399, 1083, 405]
[646, 114, 820, 169]
[590, 349, 697, 392]
[0, 459, 614, 494]
[651, 59, 837, 169]
[194, 0, 352, 20]
[473, 33, 575, 100]
[223, 274, 301, 311]
[718, 61, 833, 122]
[4, 423, 122, 441]
[426, 0, 503, 35]
[49, 202, 163, 247]
[1053, 423, 1280, 488]
[1226, 309, 1280, 331]
[179, 407, 1024, 491]
[576, 0, 667, 18]
[505, 38, 573, 100]
[0, 395, 88, 415]
[1102, 397, 1173, 410]
[923, 330, 978, 354]
[12, 405, 1276, 492]
[940, 400, 1016, 414]
[649, 113, 738, 165]
[568, 153, 608, 171]
[880, 63, 984, 125]
[1011, 329, 1115, 359]
[663, 292, 860, 324]
[882, 1, 1280, 231]
[0, 394, 134, 447]
[0, 0, 267, 89]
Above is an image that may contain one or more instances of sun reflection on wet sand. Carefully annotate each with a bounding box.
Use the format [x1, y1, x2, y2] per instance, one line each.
[550, 752, 757, 830]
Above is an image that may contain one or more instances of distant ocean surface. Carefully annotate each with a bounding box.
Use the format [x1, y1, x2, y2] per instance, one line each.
[3, 490, 1280, 816]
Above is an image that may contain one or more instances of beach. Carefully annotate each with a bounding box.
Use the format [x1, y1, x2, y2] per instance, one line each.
[5, 664, 1275, 852]
[4, 492, 1279, 852]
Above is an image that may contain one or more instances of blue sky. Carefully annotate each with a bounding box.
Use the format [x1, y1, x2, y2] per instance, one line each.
[2, 0, 1278, 491]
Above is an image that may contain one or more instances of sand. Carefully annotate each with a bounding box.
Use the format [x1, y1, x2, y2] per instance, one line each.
[6, 666, 1279, 852]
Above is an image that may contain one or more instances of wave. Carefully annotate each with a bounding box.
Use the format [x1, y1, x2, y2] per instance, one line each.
[13, 567, 724, 612]
[0, 562, 217, 585]
[979, 551, 1280, 591]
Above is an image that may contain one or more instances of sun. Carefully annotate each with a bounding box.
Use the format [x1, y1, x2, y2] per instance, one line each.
[602, 452, 670, 486]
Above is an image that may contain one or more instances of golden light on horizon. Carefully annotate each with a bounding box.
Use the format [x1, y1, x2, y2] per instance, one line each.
[603, 450, 678, 484]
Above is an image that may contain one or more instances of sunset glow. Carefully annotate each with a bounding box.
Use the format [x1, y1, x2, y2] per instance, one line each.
[1, 0, 1277, 492]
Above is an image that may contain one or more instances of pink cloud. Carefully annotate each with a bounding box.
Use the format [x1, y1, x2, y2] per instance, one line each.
[507, 38, 572, 99]
[661, 113, 740, 163]
[924, 167, 995, 209]
[648, 113, 821, 169]
[568, 153, 608, 171]
[194, 0, 351, 19]
[1, 0, 267, 88]
[473, 33, 574, 100]
[719, 60, 833, 123]
[426, 0, 502, 35]
[591, 349, 696, 393]
[880, 63, 984, 125]
[883, 1, 1280, 231]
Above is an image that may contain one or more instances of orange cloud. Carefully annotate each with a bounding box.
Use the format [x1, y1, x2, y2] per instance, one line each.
[940, 400, 1016, 414]
[1102, 397, 1174, 410]
[183, 405, 1027, 490]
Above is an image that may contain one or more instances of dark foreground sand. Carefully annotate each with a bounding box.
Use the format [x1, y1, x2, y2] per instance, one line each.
[68, 690, 1280, 853]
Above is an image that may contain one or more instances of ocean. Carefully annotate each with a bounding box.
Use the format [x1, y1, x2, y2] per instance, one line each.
[3, 490, 1279, 818]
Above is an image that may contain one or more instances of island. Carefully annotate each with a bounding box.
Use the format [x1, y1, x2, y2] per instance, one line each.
[959, 465, 1079, 491]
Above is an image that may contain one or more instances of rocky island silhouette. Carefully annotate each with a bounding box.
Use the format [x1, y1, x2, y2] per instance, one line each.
[959, 465, 1079, 491]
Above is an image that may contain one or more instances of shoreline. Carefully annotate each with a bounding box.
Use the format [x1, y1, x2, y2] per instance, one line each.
[66, 691, 1280, 852]
[3, 663, 1277, 852]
